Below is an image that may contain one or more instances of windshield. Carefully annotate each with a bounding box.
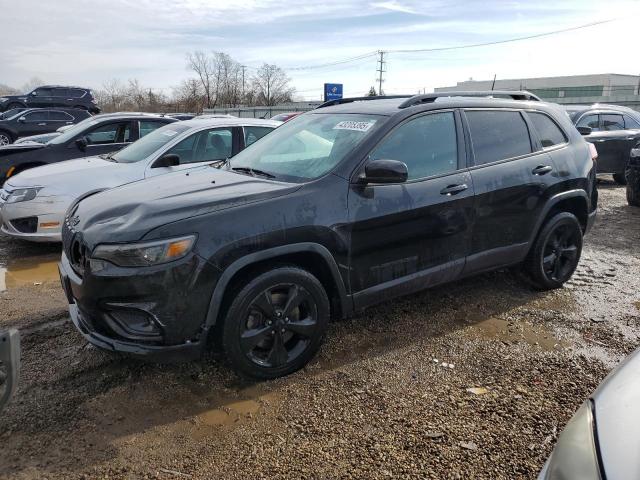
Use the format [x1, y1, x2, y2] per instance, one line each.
[229, 113, 382, 182]
[111, 123, 191, 163]
[1, 109, 26, 120]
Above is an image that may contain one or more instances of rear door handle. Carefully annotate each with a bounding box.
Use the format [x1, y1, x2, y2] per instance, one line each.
[532, 165, 553, 175]
[37, 123, 46, 126]
[440, 183, 468, 195]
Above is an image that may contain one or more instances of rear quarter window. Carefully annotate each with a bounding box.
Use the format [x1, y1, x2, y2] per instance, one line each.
[465, 110, 532, 165]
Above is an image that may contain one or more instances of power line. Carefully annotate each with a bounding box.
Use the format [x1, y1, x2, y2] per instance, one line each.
[387, 18, 619, 54]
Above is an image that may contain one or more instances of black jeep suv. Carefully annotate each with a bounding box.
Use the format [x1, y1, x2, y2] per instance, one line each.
[58, 92, 597, 379]
[0, 85, 100, 114]
[0, 107, 91, 145]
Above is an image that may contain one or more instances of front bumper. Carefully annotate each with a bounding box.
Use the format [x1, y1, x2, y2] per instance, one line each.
[585, 209, 597, 235]
[0, 194, 70, 242]
[58, 249, 220, 362]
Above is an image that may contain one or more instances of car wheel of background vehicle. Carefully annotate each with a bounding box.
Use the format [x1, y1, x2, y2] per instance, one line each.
[0, 131, 12, 146]
[626, 167, 640, 207]
[613, 172, 627, 185]
[524, 212, 583, 290]
[221, 266, 329, 379]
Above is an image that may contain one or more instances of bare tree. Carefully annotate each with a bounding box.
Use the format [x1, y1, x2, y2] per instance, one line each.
[186, 51, 215, 108]
[21, 76, 46, 92]
[250, 64, 294, 106]
[0, 84, 19, 96]
[171, 78, 204, 113]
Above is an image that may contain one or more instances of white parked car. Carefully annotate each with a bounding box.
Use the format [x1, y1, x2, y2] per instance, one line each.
[0, 117, 280, 242]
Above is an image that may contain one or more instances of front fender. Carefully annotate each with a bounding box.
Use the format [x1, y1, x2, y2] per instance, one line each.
[0, 329, 20, 412]
[204, 243, 351, 328]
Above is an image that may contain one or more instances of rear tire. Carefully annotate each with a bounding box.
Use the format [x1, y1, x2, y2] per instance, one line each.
[524, 212, 583, 290]
[221, 267, 329, 379]
[0, 130, 12, 146]
[613, 172, 627, 185]
[626, 167, 640, 207]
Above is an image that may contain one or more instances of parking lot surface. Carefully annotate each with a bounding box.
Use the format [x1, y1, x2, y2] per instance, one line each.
[1, 180, 639, 480]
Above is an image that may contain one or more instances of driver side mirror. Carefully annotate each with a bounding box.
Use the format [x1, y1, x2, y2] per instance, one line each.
[30, 91, 37, 96]
[151, 153, 180, 168]
[359, 159, 408, 184]
[577, 126, 592, 136]
[18, 116, 26, 124]
[75, 137, 88, 151]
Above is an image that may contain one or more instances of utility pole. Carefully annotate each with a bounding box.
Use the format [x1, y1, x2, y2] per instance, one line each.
[241, 65, 246, 101]
[376, 50, 386, 96]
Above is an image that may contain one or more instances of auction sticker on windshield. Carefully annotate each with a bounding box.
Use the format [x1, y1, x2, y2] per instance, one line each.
[334, 120, 376, 132]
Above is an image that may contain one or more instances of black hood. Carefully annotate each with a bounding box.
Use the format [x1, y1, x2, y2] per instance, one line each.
[71, 166, 300, 246]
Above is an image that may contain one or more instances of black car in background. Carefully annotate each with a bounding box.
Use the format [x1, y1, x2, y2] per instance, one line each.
[565, 104, 640, 184]
[59, 93, 597, 379]
[0, 108, 91, 145]
[0, 86, 100, 114]
[0, 113, 176, 184]
[0, 108, 28, 120]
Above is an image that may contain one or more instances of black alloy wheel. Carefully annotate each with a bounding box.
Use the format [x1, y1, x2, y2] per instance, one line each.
[222, 267, 329, 379]
[0, 131, 11, 146]
[541, 224, 580, 283]
[524, 212, 583, 290]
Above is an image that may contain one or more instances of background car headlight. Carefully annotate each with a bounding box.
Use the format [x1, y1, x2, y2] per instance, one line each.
[540, 401, 601, 480]
[5, 187, 42, 204]
[92, 235, 196, 267]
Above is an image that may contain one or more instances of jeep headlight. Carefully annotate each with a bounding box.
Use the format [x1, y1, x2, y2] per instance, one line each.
[92, 235, 196, 267]
[539, 402, 601, 480]
[5, 187, 42, 204]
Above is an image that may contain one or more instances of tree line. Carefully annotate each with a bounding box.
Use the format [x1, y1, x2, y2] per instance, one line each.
[0, 51, 296, 114]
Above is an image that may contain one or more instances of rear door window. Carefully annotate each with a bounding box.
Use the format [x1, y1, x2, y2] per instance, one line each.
[69, 89, 86, 98]
[528, 112, 567, 148]
[465, 110, 532, 165]
[52, 88, 69, 97]
[370, 112, 458, 180]
[244, 126, 274, 147]
[601, 114, 625, 131]
[576, 114, 600, 131]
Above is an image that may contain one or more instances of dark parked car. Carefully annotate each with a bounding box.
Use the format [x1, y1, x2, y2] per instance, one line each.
[538, 347, 640, 479]
[0, 108, 91, 145]
[565, 104, 640, 184]
[0, 86, 100, 114]
[0, 113, 176, 184]
[0, 107, 28, 120]
[627, 144, 640, 206]
[58, 93, 597, 379]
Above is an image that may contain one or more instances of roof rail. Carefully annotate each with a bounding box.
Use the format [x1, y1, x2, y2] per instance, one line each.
[316, 95, 412, 109]
[398, 90, 541, 109]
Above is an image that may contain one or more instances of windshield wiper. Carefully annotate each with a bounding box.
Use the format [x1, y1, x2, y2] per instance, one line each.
[231, 167, 276, 179]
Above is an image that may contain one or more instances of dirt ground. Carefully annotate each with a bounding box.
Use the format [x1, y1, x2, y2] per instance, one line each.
[1, 180, 639, 480]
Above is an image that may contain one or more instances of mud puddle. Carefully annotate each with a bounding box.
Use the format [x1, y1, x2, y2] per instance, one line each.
[196, 389, 280, 429]
[0, 254, 60, 292]
[470, 317, 566, 351]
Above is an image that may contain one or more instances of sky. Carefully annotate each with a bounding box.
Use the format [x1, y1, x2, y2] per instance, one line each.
[2, 0, 640, 100]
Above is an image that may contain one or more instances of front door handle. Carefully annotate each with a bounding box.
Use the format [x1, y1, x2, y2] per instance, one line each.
[532, 165, 553, 175]
[37, 123, 46, 126]
[440, 183, 468, 196]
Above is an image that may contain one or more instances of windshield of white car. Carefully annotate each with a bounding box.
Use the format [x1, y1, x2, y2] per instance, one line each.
[111, 124, 191, 163]
[229, 113, 383, 182]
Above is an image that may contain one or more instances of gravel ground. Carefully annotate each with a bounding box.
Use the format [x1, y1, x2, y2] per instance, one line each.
[0, 180, 639, 480]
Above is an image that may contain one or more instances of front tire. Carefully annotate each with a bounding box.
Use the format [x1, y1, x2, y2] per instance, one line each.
[524, 212, 583, 290]
[0, 130, 12, 146]
[627, 167, 640, 207]
[221, 267, 329, 379]
[613, 172, 627, 185]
